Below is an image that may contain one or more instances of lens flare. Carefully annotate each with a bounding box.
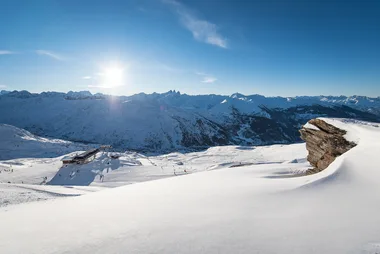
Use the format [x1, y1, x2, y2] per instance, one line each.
[103, 66, 124, 87]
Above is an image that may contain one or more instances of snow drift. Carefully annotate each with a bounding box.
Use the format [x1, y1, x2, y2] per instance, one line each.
[0, 118, 380, 253]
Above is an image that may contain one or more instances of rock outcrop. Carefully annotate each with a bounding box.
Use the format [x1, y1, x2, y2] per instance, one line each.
[300, 119, 357, 174]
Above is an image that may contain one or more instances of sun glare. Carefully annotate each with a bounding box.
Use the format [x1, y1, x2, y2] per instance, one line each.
[103, 66, 124, 87]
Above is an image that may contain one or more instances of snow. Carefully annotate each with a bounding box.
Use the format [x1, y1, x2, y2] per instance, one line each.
[1, 142, 309, 187]
[0, 124, 93, 160]
[0, 90, 379, 152]
[0, 119, 379, 253]
[0, 183, 104, 207]
[320, 117, 379, 143]
[303, 122, 320, 131]
[0, 123, 309, 205]
[2, 90, 380, 112]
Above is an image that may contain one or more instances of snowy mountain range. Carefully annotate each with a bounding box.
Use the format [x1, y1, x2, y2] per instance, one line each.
[0, 90, 379, 152]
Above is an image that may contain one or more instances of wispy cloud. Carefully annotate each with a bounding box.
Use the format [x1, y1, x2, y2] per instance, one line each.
[82, 76, 92, 80]
[196, 71, 217, 83]
[163, 0, 228, 48]
[201, 76, 217, 83]
[0, 50, 15, 55]
[0, 85, 7, 88]
[35, 50, 65, 61]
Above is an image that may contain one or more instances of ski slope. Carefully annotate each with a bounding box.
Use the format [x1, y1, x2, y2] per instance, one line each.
[0, 144, 308, 187]
[0, 123, 308, 188]
[0, 123, 308, 207]
[1, 118, 380, 253]
[0, 143, 309, 206]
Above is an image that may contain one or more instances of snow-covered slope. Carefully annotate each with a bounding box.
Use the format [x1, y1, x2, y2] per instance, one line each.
[1, 139, 308, 206]
[0, 118, 379, 253]
[0, 124, 92, 160]
[1, 142, 308, 187]
[0, 183, 104, 207]
[1, 90, 379, 152]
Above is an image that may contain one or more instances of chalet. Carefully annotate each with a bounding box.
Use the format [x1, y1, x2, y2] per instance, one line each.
[61, 148, 99, 165]
[61, 156, 75, 164]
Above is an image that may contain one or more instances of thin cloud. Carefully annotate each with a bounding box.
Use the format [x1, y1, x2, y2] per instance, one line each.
[0, 50, 15, 55]
[195, 71, 207, 76]
[196, 71, 217, 83]
[201, 76, 217, 83]
[163, 0, 228, 48]
[82, 76, 92, 80]
[35, 50, 65, 61]
[0, 85, 7, 88]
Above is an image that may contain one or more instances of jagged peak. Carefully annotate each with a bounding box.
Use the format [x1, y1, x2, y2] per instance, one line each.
[230, 92, 245, 99]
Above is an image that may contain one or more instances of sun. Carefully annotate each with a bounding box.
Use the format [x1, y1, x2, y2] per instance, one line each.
[103, 66, 124, 87]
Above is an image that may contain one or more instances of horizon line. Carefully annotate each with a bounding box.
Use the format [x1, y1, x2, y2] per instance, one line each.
[1, 89, 379, 99]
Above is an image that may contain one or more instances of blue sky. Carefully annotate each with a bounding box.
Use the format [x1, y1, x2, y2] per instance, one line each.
[0, 0, 379, 96]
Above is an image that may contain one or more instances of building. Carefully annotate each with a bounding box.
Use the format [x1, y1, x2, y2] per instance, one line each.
[61, 148, 100, 165]
[61, 156, 75, 165]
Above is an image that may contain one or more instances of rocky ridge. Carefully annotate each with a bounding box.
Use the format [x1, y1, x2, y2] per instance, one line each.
[300, 118, 357, 174]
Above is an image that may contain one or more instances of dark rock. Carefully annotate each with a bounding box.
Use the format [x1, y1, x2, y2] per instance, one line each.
[300, 119, 357, 174]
